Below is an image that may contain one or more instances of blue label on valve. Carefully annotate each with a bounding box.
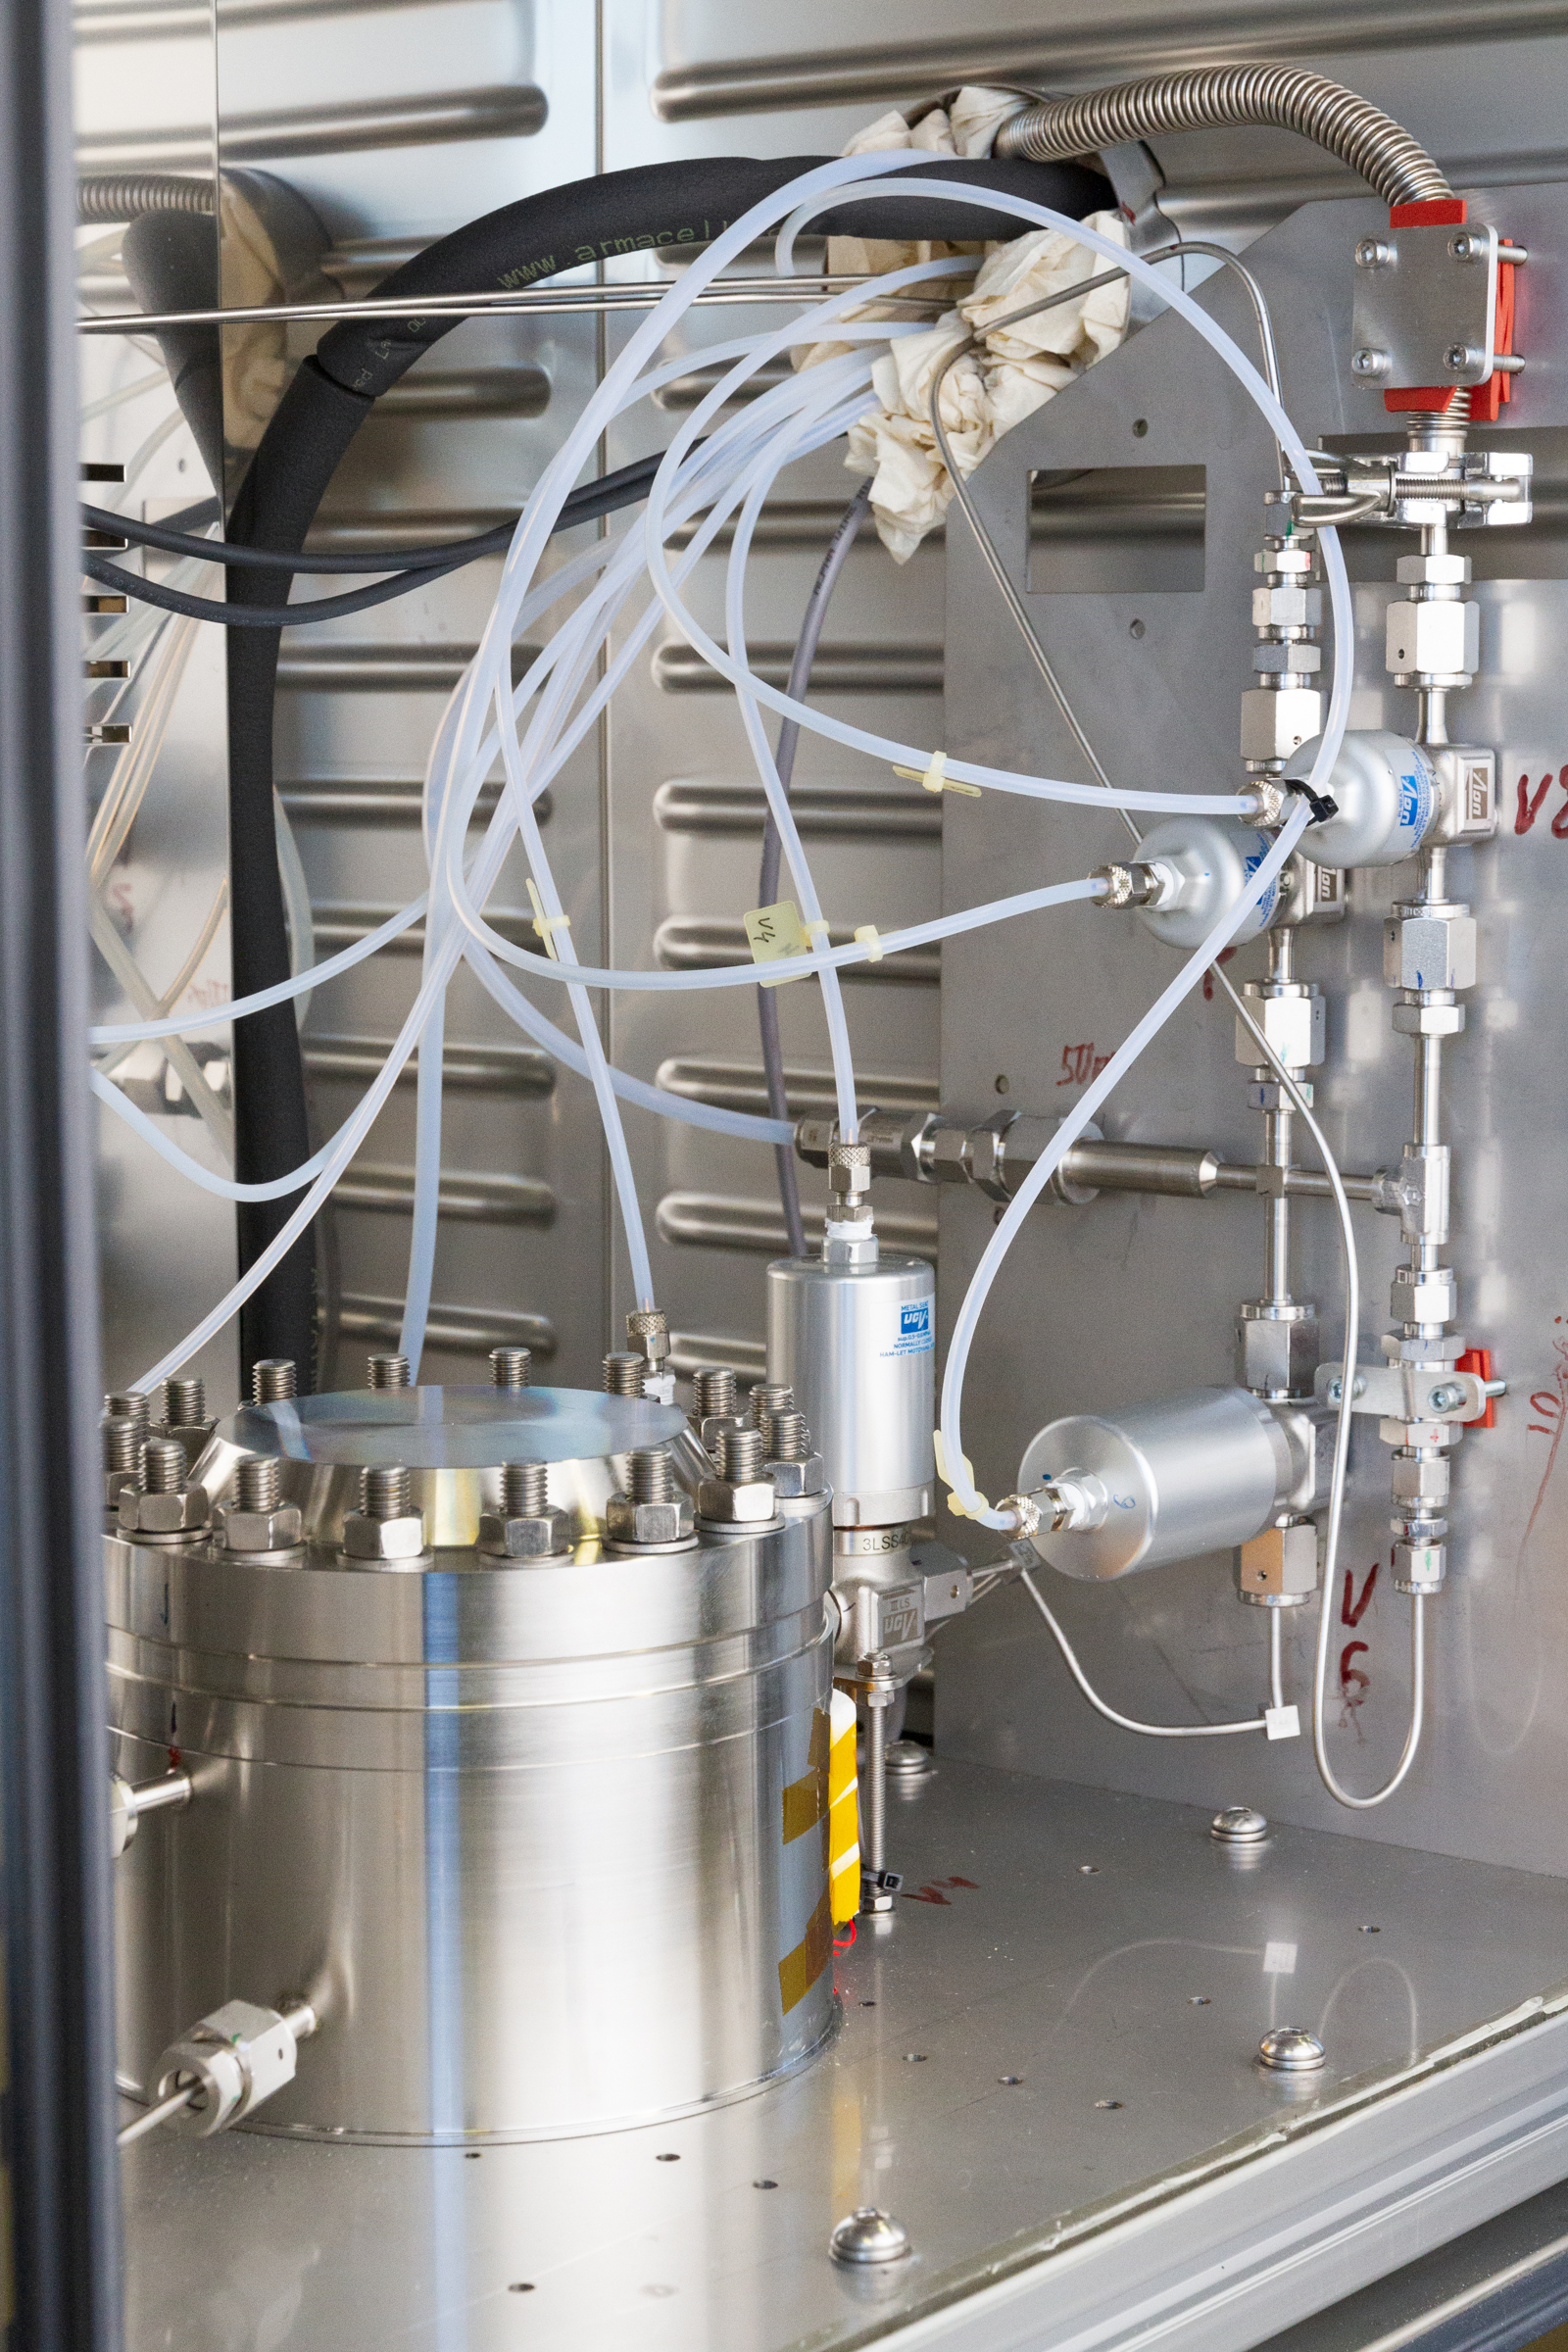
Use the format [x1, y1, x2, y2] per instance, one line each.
[1397, 768, 1432, 835]
[885, 1298, 934, 1356]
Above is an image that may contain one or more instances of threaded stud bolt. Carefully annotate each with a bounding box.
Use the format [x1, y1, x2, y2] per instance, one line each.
[490, 1347, 533, 1392]
[363, 1463, 412, 1520]
[367, 1353, 411, 1391]
[692, 1367, 737, 1420]
[164, 1377, 206, 1427]
[142, 1438, 187, 1495]
[102, 1414, 140, 1475]
[106, 1390, 150, 1435]
[749, 1383, 793, 1429]
[502, 1460, 549, 1516]
[252, 1357, 297, 1403]
[718, 1426, 764, 1483]
[766, 1407, 809, 1462]
[628, 1446, 675, 1502]
[235, 1457, 281, 1512]
[603, 1352, 644, 1396]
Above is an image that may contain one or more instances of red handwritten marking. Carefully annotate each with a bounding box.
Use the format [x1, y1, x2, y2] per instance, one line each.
[903, 1875, 980, 1907]
[1342, 1562, 1379, 1629]
[1529, 1389, 1562, 1436]
[1516, 772, 1553, 833]
[1521, 1338, 1568, 1565]
[1339, 1640, 1370, 1695]
[1056, 1043, 1099, 1086]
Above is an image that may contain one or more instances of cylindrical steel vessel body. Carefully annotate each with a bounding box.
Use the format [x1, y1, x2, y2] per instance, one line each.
[1018, 1385, 1292, 1580]
[767, 1250, 935, 1526]
[109, 1388, 836, 2142]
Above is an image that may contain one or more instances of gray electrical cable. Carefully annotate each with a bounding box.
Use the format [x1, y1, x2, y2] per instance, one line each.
[757, 477, 874, 1257]
[994, 68, 1451, 210]
[1018, 1565, 1270, 1736]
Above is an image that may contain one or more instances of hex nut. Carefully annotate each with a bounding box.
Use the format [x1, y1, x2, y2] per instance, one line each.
[763, 1451, 825, 1496]
[1239, 1313, 1319, 1396]
[119, 1486, 210, 1537]
[1391, 1455, 1450, 1503]
[1385, 599, 1479, 679]
[1234, 990, 1324, 1071]
[105, 1469, 138, 1511]
[341, 1510, 428, 1561]
[1240, 685, 1322, 762]
[214, 1503, 303, 1553]
[605, 1493, 695, 1546]
[1251, 584, 1322, 630]
[477, 1506, 573, 1559]
[1384, 911, 1477, 993]
[698, 1475, 778, 1525]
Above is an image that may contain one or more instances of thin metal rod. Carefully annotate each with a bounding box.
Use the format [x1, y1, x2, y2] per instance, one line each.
[865, 1701, 887, 1877]
[77, 273, 951, 336]
[116, 2082, 193, 2149]
[929, 269, 1136, 830]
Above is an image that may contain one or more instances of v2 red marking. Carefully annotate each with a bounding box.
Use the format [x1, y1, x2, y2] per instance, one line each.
[1514, 766, 1568, 835]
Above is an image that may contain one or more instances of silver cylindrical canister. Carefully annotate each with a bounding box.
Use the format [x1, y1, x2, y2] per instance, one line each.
[767, 1251, 935, 1527]
[110, 1386, 835, 2142]
[1135, 818, 1281, 950]
[1283, 729, 1436, 868]
[1018, 1385, 1292, 1580]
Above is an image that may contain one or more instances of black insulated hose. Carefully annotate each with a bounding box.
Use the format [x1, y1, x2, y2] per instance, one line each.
[221, 152, 1108, 1385]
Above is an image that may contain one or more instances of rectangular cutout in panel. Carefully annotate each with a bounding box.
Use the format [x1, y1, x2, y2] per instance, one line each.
[1027, 465, 1206, 593]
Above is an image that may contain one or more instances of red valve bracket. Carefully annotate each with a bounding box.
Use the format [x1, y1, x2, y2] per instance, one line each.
[1457, 1346, 1497, 1428]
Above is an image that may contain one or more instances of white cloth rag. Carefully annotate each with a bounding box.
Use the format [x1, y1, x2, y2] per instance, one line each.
[793, 97, 1130, 562]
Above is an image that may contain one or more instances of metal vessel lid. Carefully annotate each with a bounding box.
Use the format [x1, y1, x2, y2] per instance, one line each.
[224, 1385, 686, 1469]
[829, 2208, 911, 2266]
[1256, 2027, 1326, 2074]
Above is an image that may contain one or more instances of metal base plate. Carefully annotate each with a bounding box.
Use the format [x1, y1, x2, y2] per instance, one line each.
[122, 1758, 1568, 2351]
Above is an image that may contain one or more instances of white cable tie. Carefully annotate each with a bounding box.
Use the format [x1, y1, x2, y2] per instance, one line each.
[524, 879, 571, 959]
[853, 923, 883, 962]
[894, 750, 981, 799]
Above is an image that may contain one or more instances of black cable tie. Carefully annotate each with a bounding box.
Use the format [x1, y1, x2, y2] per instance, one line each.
[1286, 779, 1339, 825]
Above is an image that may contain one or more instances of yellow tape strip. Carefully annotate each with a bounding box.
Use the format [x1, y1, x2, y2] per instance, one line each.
[932, 1427, 991, 1520]
[778, 1890, 833, 2013]
[894, 751, 981, 799]
[524, 879, 571, 959]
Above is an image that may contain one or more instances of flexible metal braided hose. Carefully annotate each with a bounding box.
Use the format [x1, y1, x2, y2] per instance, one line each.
[77, 173, 217, 223]
[995, 68, 1450, 209]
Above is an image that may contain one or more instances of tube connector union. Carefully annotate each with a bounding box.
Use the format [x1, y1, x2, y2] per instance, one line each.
[995, 1493, 1042, 1539]
[1092, 860, 1171, 910]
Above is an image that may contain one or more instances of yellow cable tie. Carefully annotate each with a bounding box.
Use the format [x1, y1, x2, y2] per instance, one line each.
[893, 751, 981, 799]
[853, 923, 883, 963]
[932, 1428, 990, 1520]
[525, 878, 571, 959]
[804, 917, 832, 943]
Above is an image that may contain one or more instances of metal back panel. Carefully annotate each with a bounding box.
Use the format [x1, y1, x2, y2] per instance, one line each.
[937, 185, 1568, 1873]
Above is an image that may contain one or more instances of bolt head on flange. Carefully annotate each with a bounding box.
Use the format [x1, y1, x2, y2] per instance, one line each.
[829, 2208, 911, 2266]
[213, 1502, 303, 1554]
[698, 1474, 777, 1525]
[477, 1506, 573, 1559]
[605, 1493, 694, 1546]
[1257, 2026, 1326, 2074]
[118, 1487, 209, 1538]
[340, 1510, 427, 1563]
[764, 1451, 825, 1496]
[1210, 1805, 1269, 1844]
